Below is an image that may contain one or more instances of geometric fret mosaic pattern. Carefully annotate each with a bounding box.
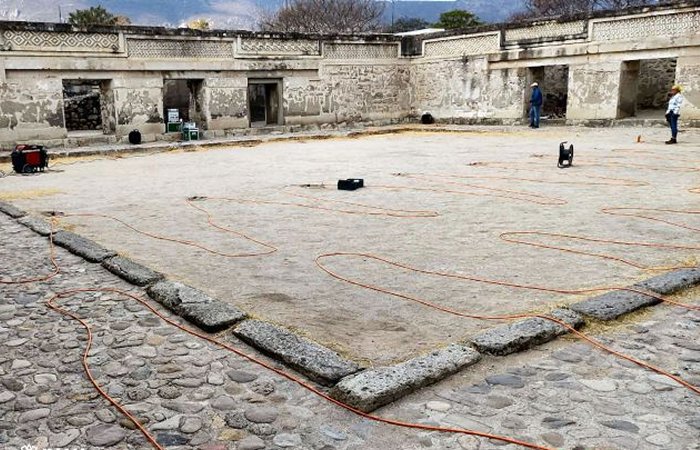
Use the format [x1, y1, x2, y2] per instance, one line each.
[239, 38, 320, 56]
[3, 30, 119, 52]
[323, 42, 399, 59]
[127, 39, 233, 59]
[505, 20, 587, 42]
[592, 11, 700, 41]
[423, 32, 500, 58]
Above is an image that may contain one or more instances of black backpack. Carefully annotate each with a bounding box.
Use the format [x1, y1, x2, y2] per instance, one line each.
[128, 129, 142, 145]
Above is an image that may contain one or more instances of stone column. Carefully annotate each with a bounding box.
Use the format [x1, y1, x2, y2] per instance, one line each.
[486, 67, 529, 121]
[675, 55, 700, 121]
[202, 77, 248, 134]
[0, 77, 66, 145]
[567, 61, 622, 121]
[112, 77, 164, 141]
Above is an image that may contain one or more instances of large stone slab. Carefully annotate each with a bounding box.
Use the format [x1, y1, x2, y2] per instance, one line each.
[52, 231, 117, 263]
[633, 268, 700, 295]
[147, 281, 247, 332]
[0, 201, 26, 218]
[570, 289, 659, 321]
[470, 308, 585, 356]
[233, 319, 361, 385]
[17, 215, 54, 236]
[102, 256, 163, 287]
[572, 269, 700, 321]
[330, 344, 481, 412]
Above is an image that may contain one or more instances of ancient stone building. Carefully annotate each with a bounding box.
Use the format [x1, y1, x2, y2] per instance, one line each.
[0, 1, 698, 147]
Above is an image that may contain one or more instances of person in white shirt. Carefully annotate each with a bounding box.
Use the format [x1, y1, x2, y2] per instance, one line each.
[665, 85, 684, 144]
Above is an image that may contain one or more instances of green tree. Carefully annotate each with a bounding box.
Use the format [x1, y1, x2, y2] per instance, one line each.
[387, 17, 431, 33]
[434, 10, 482, 30]
[68, 6, 119, 26]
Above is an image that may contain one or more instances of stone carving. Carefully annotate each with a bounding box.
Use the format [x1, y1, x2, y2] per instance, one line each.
[2, 30, 119, 52]
[423, 32, 500, 58]
[128, 39, 232, 59]
[239, 38, 320, 56]
[592, 11, 700, 41]
[323, 43, 399, 59]
[505, 20, 586, 42]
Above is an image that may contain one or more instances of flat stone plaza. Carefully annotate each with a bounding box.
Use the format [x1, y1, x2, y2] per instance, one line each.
[1, 125, 699, 449]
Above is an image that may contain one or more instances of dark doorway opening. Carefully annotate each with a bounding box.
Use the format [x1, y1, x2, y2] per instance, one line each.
[163, 79, 205, 131]
[248, 79, 282, 127]
[62, 80, 106, 133]
[527, 65, 569, 119]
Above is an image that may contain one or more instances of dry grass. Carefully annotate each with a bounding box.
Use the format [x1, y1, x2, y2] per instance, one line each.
[0, 188, 63, 201]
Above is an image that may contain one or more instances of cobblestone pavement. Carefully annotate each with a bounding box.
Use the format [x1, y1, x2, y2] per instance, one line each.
[1, 212, 699, 450]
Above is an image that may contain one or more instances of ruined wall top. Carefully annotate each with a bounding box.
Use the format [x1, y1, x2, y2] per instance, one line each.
[0, 0, 697, 62]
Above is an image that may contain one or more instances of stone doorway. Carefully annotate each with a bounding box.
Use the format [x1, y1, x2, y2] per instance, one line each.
[162, 79, 206, 131]
[527, 65, 569, 120]
[637, 58, 677, 118]
[62, 80, 110, 134]
[248, 79, 283, 127]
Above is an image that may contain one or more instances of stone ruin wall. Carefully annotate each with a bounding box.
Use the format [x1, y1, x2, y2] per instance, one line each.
[0, 1, 698, 147]
[638, 58, 678, 110]
[409, 4, 700, 124]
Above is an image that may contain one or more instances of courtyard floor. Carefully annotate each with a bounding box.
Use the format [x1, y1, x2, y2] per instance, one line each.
[1, 125, 699, 449]
[2, 126, 699, 364]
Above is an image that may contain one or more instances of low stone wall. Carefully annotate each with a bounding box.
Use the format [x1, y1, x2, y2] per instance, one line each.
[0, 1, 698, 147]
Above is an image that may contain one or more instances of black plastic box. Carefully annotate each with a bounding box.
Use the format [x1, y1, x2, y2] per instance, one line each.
[337, 179, 364, 191]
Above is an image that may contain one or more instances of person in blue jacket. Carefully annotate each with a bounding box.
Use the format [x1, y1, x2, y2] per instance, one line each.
[529, 82, 543, 128]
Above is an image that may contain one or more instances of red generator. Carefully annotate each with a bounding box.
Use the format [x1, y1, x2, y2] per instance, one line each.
[11, 145, 48, 173]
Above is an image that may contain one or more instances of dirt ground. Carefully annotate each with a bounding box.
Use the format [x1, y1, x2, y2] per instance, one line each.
[2, 126, 699, 365]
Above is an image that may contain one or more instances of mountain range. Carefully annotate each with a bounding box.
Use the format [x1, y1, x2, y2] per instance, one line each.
[0, 0, 527, 29]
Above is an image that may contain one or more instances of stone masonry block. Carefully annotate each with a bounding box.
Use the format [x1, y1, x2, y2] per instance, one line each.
[633, 268, 700, 295]
[147, 281, 247, 332]
[102, 256, 164, 287]
[17, 215, 54, 236]
[570, 289, 659, 321]
[330, 344, 481, 412]
[52, 231, 117, 263]
[0, 201, 27, 219]
[233, 320, 361, 385]
[571, 268, 700, 321]
[470, 308, 585, 356]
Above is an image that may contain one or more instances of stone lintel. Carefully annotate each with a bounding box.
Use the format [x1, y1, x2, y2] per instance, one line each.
[572, 268, 700, 321]
[633, 268, 700, 295]
[52, 230, 117, 263]
[471, 308, 585, 356]
[0, 201, 27, 219]
[17, 215, 54, 236]
[330, 344, 481, 412]
[102, 256, 164, 287]
[147, 280, 247, 332]
[232, 319, 361, 386]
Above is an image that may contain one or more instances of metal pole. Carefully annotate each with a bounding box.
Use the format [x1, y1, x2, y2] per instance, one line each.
[391, 0, 395, 27]
[58, 5, 62, 23]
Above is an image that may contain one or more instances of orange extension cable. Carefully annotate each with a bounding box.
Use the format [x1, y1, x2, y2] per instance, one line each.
[23, 211, 700, 450]
[401, 171, 650, 187]
[0, 223, 60, 284]
[53, 198, 277, 258]
[202, 191, 439, 218]
[8, 161, 699, 449]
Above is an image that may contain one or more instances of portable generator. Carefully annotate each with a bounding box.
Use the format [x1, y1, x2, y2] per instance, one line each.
[11, 145, 48, 174]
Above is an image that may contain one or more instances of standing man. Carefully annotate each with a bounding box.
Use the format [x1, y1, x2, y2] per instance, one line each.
[665, 85, 684, 144]
[529, 82, 543, 128]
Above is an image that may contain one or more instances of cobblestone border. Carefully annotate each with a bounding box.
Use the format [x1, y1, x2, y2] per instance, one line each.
[232, 319, 361, 386]
[3, 200, 700, 412]
[470, 308, 585, 356]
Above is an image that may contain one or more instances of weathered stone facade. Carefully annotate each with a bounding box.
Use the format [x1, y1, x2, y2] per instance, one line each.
[0, 1, 698, 147]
